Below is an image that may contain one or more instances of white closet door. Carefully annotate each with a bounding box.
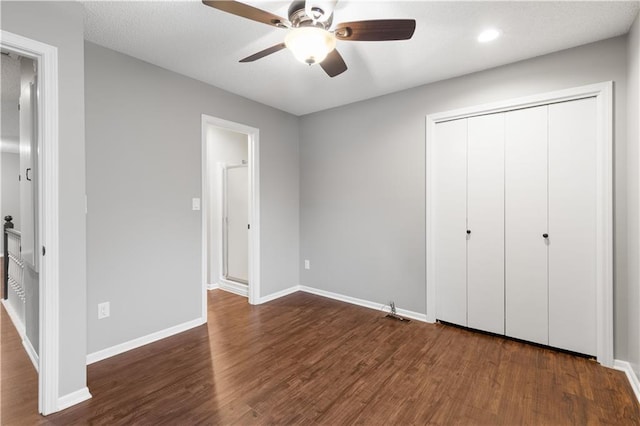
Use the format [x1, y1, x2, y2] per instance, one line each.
[548, 97, 597, 356]
[467, 113, 505, 334]
[433, 119, 468, 326]
[505, 106, 549, 345]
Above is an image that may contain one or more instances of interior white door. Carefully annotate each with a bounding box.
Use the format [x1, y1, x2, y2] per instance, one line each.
[225, 165, 249, 283]
[505, 105, 549, 345]
[433, 119, 468, 326]
[548, 97, 597, 356]
[467, 113, 505, 334]
[19, 69, 38, 271]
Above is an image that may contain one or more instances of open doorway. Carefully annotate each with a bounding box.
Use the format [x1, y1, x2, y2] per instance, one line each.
[1, 50, 39, 368]
[1, 30, 63, 415]
[201, 115, 260, 312]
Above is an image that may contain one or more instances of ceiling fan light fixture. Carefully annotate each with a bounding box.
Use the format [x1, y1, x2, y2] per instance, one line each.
[285, 26, 336, 65]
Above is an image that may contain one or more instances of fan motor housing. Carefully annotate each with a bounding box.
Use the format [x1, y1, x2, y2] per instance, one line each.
[288, 0, 333, 28]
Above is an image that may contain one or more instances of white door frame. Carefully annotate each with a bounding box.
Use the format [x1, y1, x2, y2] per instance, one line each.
[426, 81, 613, 367]
[1, 30, 61, 415]
[201, 115, 260, 311]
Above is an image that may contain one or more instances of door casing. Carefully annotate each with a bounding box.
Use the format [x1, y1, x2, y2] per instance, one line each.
[201, 115, 260, 309]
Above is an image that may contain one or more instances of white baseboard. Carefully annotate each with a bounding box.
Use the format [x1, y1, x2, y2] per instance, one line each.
[23, 337, 39, 372]
[2, 299, 25, 337]
[614, 359, 640, 404]
[257, 285, 300, 304]
[299, 285, 428, 322]
[57, 387, 92, 411]
[207, 282, 220, 291]
[86, 316, 205, 365]
[219, 279, 248, 297]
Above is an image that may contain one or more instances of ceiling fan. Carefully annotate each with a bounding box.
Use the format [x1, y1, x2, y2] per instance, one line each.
[201, 0, 416, 77]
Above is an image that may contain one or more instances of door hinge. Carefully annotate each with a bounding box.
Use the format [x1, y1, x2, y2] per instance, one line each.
[42, 246, 46, 256]
[248, 224, 250, 230]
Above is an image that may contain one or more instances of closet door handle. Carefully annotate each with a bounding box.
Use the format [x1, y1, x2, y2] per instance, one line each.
[542, 233, 549, 239]
[466, 230, 471, 235]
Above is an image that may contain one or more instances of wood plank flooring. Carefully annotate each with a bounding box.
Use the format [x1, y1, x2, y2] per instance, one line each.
[2, 289, 639, 425]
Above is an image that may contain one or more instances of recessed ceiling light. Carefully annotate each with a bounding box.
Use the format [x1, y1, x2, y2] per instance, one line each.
[478, 28, 501, 43]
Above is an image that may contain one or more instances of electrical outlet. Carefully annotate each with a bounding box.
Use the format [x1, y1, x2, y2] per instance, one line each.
[304, 259, 310, 270]
[98, 302, 110, 319]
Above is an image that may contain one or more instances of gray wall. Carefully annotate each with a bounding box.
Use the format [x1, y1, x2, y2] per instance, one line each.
[1, 1, 88, 397]
[206, 127, 248, 285]
[627, 12, 640, 376]
[300, 36, 632, 359]
[85, 42, 299, 354]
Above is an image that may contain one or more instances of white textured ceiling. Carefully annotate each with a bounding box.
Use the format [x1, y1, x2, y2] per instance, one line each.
[82, 1, 639, 116]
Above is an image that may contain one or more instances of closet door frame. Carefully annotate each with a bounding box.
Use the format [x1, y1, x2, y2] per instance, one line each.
[425, 81, 613, 366]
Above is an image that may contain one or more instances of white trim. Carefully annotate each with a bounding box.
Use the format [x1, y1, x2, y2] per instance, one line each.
[201, 115, 261, 309]
[57, 387, 91, 412]
[86, 317, 205, 365]
[248, 129, 261, 305]
[0, 30, 61, 415]
[2, 299, 26, 337]
[217, 162, 225, 298]
[425, 81, 614, 367]
[299, 285, 428, 322]
[207, 282, 220, 291]
[200, 121, 208, 322]
[250, 284, 428, 320]
[614, 360, 640, 404]
[23, 337, 40, 372]
[257, 285, 300, 304]
[219, 278, 248, 297]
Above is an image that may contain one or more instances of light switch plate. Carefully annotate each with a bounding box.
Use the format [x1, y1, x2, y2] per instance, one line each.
[98, 302, 110, 319]
[192, 198, 201, 211]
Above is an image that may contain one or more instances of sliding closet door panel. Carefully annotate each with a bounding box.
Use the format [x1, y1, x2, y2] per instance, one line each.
[434, 119, 468, 326]
[548, 97, 597, 356]
[467, 113, 505, 335]
[505, 106, 549, 345]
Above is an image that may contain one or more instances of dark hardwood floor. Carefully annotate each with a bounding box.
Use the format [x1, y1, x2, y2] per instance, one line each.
[2, 289, 639, 425]
[1, 297, 40, 424]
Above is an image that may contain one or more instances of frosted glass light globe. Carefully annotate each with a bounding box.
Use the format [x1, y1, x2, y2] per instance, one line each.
[285, 27, 337, 65]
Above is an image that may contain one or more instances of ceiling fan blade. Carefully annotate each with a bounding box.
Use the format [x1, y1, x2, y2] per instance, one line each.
[320, 49, 347, 77]
[334, 19, 416, 41]
[239, 43, 287, 62]
[202, 0, 289, 28]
